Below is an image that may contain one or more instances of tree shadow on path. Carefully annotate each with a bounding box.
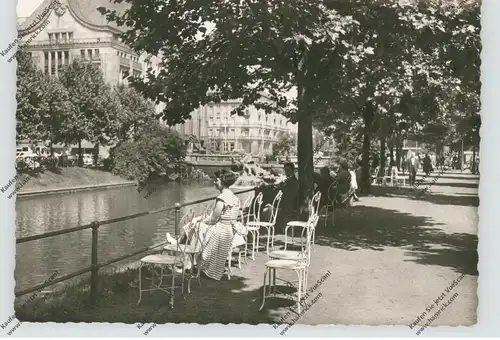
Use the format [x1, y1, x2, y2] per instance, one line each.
[315, 205, 478, 276]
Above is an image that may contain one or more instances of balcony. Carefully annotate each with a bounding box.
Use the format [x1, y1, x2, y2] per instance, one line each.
[120, 56, 130, 67]
[29, 37, 117, 48]
[132, 61, 142, 71]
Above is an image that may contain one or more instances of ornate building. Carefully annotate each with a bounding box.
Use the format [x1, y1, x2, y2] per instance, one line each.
[173, 96, 297, 155]
[17, 0, 164, 156]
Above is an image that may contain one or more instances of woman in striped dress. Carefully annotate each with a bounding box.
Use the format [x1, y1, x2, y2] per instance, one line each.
[167, 170, 240, 280]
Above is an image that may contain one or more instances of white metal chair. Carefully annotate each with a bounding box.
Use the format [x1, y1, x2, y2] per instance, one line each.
[247, 190, 283, 255]
[284, 191, 321, 250]
[245, 192, 263, 260]
[228, 208, 249, 272]
[259, 215, 318, 314]
[137, 218, 197, 307]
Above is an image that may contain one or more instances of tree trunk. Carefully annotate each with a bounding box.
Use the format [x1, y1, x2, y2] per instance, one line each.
[360, 102, 374, 194]
[380, 133, 386, 177]
[395, 135, 402, 171]
[78, 140, 83, 167]
[297, 88, 314, 219]
[94, 142, 100, 168]
[389, 139, 394, 166]
[472, 146, 476, 174]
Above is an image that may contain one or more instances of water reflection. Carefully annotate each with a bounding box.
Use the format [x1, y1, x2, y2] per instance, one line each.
[15, 182, 253, 291]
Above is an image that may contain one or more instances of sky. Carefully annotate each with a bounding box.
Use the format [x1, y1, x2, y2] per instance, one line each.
[17, 0, 44, 18]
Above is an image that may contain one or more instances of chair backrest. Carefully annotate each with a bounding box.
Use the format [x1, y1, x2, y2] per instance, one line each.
[175, 218, 201, 260]
[178, 209, 194, 228]
[268, 190, 283, 225]
[247, 191, 263, 224]
[309, 191, 322, 219]
[241, 193, 254, 222]
[298, 214, 319, 266]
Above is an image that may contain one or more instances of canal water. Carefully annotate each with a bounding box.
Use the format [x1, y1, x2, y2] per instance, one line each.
[15, 181, 253, 292]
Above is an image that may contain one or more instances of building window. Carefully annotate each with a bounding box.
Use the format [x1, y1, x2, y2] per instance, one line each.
[258, 114, 261, 121]
[117, 51, 119, 56]
[88, 49, 93, 59]
[230, 128, 235, 132]
[208, 129, 213, 136]
[209, 116, 213, 120]
[64, 51, 69, 65]
[274, 118, 276, 124]
[95, 49, 99, 57]
[57, 51, 62, 70]
[50, 51, 56, 74]
[80, 49, 85, 58]
[230, 142, 235, 151]
[44, 51, 48, 74]
[61, 32, 67, 41]
[48, 33, 53, 41]
[68, 32, 73, 40]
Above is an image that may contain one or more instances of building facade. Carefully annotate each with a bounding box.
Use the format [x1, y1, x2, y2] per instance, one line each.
[173, 97, 297, 155]
[17, 0, 156, 85]
[17, 0, 164, 157]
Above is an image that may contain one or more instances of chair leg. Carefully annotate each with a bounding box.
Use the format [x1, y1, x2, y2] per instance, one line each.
[238, 251, 242, 269]
[170, 267, 175, 308]
[295, 270, 302, 314]
[271, 226, 275, 251]
[227, 251, 232, 279]
[284, 225, 290, 251]
[259, 267, 269, 311]
[266, 227, 271, 254]
[137, 264, 143, 305]
[272, 268, 276, 295]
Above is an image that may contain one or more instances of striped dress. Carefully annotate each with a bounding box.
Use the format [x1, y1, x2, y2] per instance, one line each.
[184, 189, 240, 280]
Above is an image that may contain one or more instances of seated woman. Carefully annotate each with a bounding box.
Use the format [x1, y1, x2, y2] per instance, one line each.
[166, 170, 241, 280]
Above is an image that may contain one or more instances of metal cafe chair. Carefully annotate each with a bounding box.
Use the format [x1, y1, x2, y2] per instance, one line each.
[245, 192, 263, 260]
[247, 190, 283, 255]
[137, 216, 199, 308]
[259, 215, 318, 314]
[284, 191, 321, 251]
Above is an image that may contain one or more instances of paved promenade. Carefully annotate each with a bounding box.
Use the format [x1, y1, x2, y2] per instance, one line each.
[22, 171, 478, 330]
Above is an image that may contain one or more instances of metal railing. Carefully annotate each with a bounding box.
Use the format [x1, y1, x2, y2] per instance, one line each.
[15, 187, 255, 304]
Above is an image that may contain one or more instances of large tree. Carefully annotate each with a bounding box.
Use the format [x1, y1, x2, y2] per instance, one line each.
[112, 84, 158, 144]
[16, 52, 73, 154]
[100, 0, 372, 214]
[59, 60, 119, 166]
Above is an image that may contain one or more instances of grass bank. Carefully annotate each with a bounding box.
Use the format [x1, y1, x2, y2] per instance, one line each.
[18, 167, 135, 194]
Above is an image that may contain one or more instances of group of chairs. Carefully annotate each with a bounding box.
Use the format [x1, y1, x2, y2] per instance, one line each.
[371, 166, 407, 187]
[134, 189, 323, 314]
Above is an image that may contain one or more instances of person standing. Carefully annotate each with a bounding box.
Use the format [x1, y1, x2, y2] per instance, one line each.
[407, 151, 420, 186]
[422, 153, 433, 176]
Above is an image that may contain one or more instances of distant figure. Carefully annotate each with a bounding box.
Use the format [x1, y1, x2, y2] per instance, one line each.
[335, 161, 354, 206]
[407, 151, 420, 186]
[388, 160, 398, 186]
[349, 166, 360, 202]
[313, 166, 335, 209]
[422, 153, 433, 176]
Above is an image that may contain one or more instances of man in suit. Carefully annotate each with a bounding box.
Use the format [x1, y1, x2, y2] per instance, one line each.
[407, 152, 420, 186]
[257, 162, 299, 233]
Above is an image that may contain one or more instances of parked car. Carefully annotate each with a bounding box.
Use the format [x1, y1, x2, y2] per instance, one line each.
[83, 154, 94, 167]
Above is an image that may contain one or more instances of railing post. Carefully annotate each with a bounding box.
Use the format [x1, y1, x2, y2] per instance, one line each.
[90, 221, 99, 305]
[174, 203, 181, 237]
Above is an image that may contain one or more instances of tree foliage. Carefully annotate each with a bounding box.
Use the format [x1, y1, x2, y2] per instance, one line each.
[58, 60, 118, 147]
[112, 84, 158, 144]
[111, 124, 187, 183]
[272, 133, 295, 159]
[100, 0, 373, 212]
